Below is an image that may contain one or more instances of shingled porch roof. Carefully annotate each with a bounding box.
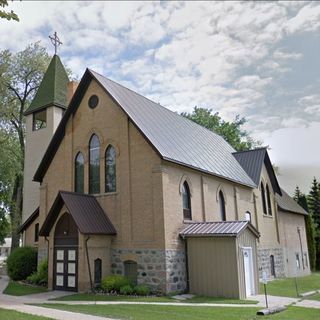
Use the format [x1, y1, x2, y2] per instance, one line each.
[39, 191, 116, 236]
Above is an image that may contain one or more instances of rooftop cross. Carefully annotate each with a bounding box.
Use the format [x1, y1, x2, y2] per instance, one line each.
[49, 31, 62, 55]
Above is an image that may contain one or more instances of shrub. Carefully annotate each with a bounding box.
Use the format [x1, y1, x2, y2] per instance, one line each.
[134, 284, 150, 296]
[26, 259, 48, 286]
[7, 246, 37, 281]
[120, 285, 134, 295]
[101, 275, 130, 293]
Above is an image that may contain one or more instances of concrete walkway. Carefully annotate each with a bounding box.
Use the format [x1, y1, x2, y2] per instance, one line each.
[1, 275, 320, 320]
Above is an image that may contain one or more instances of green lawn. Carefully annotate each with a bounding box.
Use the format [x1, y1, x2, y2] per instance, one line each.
[3, 281, 48, 296]
[37, 304, 320, 320]
[53, 293, 257, 304]
[305, 293, 320, 301]
[0, 308, 52, 320]
[259, 273, 320, 297]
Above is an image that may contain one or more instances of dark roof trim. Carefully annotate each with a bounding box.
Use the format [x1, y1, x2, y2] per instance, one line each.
[39, 191, 117, 236]
[263, 151, 282, 195]
[24, 102, 67, 116]
[18, 207, 39, 233]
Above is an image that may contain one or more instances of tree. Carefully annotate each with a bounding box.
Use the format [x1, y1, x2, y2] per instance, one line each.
[307, 178, 320, 270]
[294, 186, 316, 270]
[181, 107, 262, 151]
[0, 0, 19, 21]
[0, 43, 50, 250]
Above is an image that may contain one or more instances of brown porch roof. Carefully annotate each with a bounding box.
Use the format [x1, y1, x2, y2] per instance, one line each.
[39, 191, 117, 236]
[180, 220, 260, 238]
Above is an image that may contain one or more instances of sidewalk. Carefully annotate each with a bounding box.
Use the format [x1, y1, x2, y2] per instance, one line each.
[1, 275, 320, 320]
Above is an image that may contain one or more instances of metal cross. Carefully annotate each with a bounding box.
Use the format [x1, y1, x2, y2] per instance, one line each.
[49, 31, 62, 55]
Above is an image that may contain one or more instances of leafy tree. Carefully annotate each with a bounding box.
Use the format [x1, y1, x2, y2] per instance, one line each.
[0, 0, 19, 21]
[181, 107, 262, 151]
[0, 43, 50, 250]
[294, 186, 316, 270]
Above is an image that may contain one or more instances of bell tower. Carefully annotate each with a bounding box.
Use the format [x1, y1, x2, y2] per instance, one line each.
[22, 53, 70, 225]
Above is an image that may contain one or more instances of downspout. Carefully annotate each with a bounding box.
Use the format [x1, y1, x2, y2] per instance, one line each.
[85, 236, 93, 290]
[45, 236, 49, 287]
[297, 227, 305, 270]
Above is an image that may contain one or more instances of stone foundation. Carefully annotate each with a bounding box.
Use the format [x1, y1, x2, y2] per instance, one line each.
[111, 248, 187, 294]
[258, 247, 285, 279]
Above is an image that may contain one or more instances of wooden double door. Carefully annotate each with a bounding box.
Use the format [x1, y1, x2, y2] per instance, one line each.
[54, 247, 78, 291]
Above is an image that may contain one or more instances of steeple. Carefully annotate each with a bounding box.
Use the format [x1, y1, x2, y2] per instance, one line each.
[24, 54, 69, 115]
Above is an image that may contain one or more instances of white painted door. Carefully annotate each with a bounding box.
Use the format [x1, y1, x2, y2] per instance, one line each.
[243, 248, 254, 297]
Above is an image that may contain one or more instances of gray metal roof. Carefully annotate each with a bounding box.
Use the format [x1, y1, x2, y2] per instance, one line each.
[180, 220, 259, 238]
[276, 188, 308, 216]
[233, 148, 266, 186]
[90, 70, 255, 188]
[40, 191, 117, 236]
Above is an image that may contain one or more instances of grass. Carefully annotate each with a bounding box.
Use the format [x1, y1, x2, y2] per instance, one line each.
[37, 304, 320, 320]
[53, 293, 257, 304]
[3, 281, 48, 296]
[259, 272, 320, 298]
[0, 308, 52, 320]
[305, 292, 320, 301]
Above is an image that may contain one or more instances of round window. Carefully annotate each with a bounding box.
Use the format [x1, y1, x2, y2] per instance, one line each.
[88, 95, 99, 109]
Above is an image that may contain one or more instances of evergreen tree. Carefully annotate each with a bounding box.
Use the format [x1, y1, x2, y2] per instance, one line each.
[307, 178, 320, 270]
[293, 186, 316, 270]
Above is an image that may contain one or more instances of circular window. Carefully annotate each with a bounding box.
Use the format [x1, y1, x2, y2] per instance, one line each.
[88, 95, 99, 109]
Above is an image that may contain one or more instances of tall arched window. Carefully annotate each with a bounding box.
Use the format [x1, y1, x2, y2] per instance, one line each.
[219, 191, 226, 221]
[105, 145, 116, 193]
[74, 152, 84, 193]
[89, 134, 100, 194]
[260, 182, 267, 214]
[182, 181, 191, 220]
[266, 184, 272, 216]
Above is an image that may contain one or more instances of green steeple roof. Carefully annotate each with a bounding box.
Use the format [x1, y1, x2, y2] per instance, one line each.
[24, 54, 69, 115]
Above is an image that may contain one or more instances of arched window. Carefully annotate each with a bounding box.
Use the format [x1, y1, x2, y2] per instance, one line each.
[75, 152, 84, 193]
[245, 211, 251, 222]
[124, 260, 138, 285]
[219, 191, 226, 221]
[182, 181, 192, 220]
[260, 182, 267, 214]
[105, 145, 116, 193]
[270, 255, 275, 276]
[266, 184, 272, 216]
[94, 258, 102, 286]
[89, 134, 100, 194]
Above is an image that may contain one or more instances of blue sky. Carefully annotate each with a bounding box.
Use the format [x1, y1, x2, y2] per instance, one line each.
[2, 1, 320, 193]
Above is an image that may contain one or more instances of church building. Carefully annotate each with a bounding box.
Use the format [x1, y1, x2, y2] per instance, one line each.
[19, 53, 310, 299]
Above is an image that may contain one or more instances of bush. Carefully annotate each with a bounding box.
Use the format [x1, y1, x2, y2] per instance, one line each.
[120, 285, 134, 295]
[101, 275, 130, 293]
[26, 259, 48, 286]
[134, 284, 150, 296]
[7, 246, 37, 281]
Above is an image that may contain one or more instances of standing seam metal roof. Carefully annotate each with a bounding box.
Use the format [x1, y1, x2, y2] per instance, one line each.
[276, 188, 308, 216]
[39, 191, 117, 236]
[90, 70, 255, 188]
[180, 220, 259, 237]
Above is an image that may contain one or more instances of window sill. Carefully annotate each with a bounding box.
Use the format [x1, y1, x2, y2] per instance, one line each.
[183, 220, 196, 224]
[94, 192, 118, 197]
[263, 214, 273, 219]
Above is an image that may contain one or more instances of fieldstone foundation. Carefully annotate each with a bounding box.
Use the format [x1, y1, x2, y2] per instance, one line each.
[258, 247, 285, 279]
[111, 248, 187, 294]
